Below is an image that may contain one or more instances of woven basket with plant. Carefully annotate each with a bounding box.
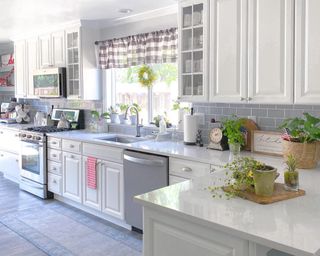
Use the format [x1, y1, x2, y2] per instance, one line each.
[279, 113, 320, 169]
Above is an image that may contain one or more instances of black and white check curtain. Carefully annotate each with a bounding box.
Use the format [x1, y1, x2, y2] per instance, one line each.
[96, 28, 178, 69]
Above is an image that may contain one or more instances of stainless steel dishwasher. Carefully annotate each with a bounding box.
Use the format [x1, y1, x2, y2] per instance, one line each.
[124, 150, 168, 231]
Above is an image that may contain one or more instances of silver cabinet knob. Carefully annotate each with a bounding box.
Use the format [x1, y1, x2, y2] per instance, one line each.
[182, 167, 192, 172]
[240, 97, 246, 101]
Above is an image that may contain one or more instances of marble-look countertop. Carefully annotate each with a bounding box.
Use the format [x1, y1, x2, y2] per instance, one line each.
[46, 130, 283, 166]
[0, 122, 35, 131]
[135, 166, 320, 256]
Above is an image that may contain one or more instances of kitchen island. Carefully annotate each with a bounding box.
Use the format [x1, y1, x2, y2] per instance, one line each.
[135, 162, 320, 256]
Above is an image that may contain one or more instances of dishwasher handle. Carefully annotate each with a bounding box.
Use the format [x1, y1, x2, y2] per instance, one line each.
[124, 154, 166, 167]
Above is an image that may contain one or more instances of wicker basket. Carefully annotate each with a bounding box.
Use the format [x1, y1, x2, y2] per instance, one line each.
[282, 140, 320, 169]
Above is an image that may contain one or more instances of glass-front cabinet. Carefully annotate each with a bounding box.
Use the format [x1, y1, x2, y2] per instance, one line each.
[66, 28, 81, 99]
[179, 0, 208, 102]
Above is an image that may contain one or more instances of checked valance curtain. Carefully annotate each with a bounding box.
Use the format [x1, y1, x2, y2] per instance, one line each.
[96, 28, 178, 69]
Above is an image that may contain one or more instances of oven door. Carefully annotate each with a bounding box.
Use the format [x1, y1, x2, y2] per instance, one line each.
[20, 140, 46, 184]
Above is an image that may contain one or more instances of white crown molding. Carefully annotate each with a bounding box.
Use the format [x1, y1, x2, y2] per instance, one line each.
[100, 4, 178, 28]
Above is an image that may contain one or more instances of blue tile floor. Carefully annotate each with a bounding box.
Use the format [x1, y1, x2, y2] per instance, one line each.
[0, 173, 142, 256]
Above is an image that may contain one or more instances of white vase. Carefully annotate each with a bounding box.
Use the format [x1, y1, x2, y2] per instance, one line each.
[110, 113, 119, 123]
[130, 115, 137, 125]
[118, 114, 126, 124]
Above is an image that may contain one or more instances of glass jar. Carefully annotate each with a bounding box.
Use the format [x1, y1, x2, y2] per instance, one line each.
[284, 170, 299, 191]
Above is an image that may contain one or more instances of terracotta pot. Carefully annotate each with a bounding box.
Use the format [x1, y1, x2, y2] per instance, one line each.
[282, 140, 319, 169]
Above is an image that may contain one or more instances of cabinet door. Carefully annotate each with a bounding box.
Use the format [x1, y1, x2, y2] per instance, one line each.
[82, 157, 101, 211]
[39, 34, 52, 67]
[14, 40, 27, 98]
[101, 161, 124, 219]
[295, 0, 320, 104]
[178, 0, 209, 102]
[26, 37, 39, 97]
[0, 151, 20, 183]
[248, 0, 294, 104]
[62, 152, 82, 203]
[52, 31, 66, 67]
[210, 0, 248, 103]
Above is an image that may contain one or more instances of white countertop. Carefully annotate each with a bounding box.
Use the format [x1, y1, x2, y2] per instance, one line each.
[0, 122, 34, 131]
[135, 165, 320, 256]
[46, 130, 283, 166]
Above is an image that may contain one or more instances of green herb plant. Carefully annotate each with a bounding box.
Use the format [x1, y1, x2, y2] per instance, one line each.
[279, 113, 320, 143]
[91, 110, 110, 121]
[208, 157, 268, 199]
[221, 115, 245, 146]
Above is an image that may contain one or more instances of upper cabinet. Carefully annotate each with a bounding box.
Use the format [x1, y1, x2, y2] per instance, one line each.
[248, 0, 294, 104]
[210, 0, 248, 103]
[14, 23, 101, 100]
[295, 0, 320, 104]
[209, 0, 294, 104]
[178, 0, 209, 102]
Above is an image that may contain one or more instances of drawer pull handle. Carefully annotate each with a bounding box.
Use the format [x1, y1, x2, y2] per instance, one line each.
[210, 167, 216, 173]
[52, 154, 57, 157]
[53, 180, 57, 184]
[70, 145, 75, 148]
[182, 167, 192, 172]
[52, 142, 57, 145]
[52, 167, 57, 171]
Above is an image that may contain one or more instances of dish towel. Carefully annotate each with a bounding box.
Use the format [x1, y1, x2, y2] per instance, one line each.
[87, 157, 97, 189]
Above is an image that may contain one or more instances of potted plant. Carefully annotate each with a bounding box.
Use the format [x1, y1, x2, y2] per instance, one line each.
[153, 114, 172, 128]
[129, 103, 142, 125]
[117, 103, 129, 124]
[284, 154, 299, 191]
[279, 113, 320, 169]
[222, 116, 245, 155]
[172, 100, 190, 131]
[223, 157, 278, 197]
[108, 106, 119, 123]
[90, 110, 109, 132]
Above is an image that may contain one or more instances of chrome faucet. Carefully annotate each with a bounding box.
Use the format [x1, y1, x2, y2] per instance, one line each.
[124, 105, 142, 137]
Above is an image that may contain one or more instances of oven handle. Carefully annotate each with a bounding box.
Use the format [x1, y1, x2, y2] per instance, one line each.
[21, 140, 44, 146]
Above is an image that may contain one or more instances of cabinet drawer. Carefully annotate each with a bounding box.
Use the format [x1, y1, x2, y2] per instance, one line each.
[83, 143, 123, 163]
[169, 157, 211, 179]
[47, 137, 62, 149]
[169, 175, 189, 185]
[48, 173, 62, 195]
[48, 149, 62, 162]
[48, 160, 62, 175]
[62, 139, 82, 154]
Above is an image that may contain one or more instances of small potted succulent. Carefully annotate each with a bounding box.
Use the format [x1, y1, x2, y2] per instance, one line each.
[108, 106, 119, 123]
[279, 113, 320, 169]
[222, 116, 245, 156]
[129, 103, 142, 125]
[284, 154, 299, 191]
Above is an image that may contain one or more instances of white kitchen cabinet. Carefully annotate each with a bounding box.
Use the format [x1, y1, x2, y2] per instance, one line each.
[178, 0, 209, 102]
[210, 0, 248, 103]
[295, 0, 320, 104]
[62, 152, 82, 203]
[38, 34, 52, 68]
[0, 150, 20, 183]
[209, 0, 294, 104]
[143, 207, 249, 256]
[14, 40, 27, 98]
[51, 30, 66, 67]
[82, 156, 101, 211]
[248, 0, 294, 104]
[101, 160, 124, 220]
[26, 37, 39, 98]
[65, 26, 101, 100]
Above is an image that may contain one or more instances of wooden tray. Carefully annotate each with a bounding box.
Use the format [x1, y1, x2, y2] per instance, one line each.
[223, 183, 305, 204]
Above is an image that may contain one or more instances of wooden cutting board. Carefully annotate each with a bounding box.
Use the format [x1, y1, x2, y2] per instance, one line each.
[223, 183, 305, 204]
[241, 118, 259, 151]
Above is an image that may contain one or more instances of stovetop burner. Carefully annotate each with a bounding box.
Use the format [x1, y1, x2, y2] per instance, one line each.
[24, 126, 71, 134]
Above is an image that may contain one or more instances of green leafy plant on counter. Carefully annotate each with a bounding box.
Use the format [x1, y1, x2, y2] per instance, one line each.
[279, 113, 320, 143]
[221, 115, 245, 146]
[91, 110, 110, 120]
[208, 157, 268, 199]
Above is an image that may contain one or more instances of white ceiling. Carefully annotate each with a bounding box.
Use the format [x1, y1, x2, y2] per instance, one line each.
[0, 0, 177, 44]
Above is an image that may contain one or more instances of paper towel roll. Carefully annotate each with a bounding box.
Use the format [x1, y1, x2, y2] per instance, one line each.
[184, 115, 199, 145]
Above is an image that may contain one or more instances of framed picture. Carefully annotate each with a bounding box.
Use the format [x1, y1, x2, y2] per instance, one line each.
[252, 131, 283, 156]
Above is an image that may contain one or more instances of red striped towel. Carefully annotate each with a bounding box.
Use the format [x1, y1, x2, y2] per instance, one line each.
[87, 157, 97, 189]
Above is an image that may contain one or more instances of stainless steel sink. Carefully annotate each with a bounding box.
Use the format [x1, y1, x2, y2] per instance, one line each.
[95, 135, 149, 144]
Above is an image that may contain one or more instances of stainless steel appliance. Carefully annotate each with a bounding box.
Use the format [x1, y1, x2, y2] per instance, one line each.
[19, 108, 84, 199]
[124, 150, 168, 231]
[33, 67, 66, 98]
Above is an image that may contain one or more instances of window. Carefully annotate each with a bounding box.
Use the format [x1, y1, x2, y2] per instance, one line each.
[104, 63, 181, 126]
